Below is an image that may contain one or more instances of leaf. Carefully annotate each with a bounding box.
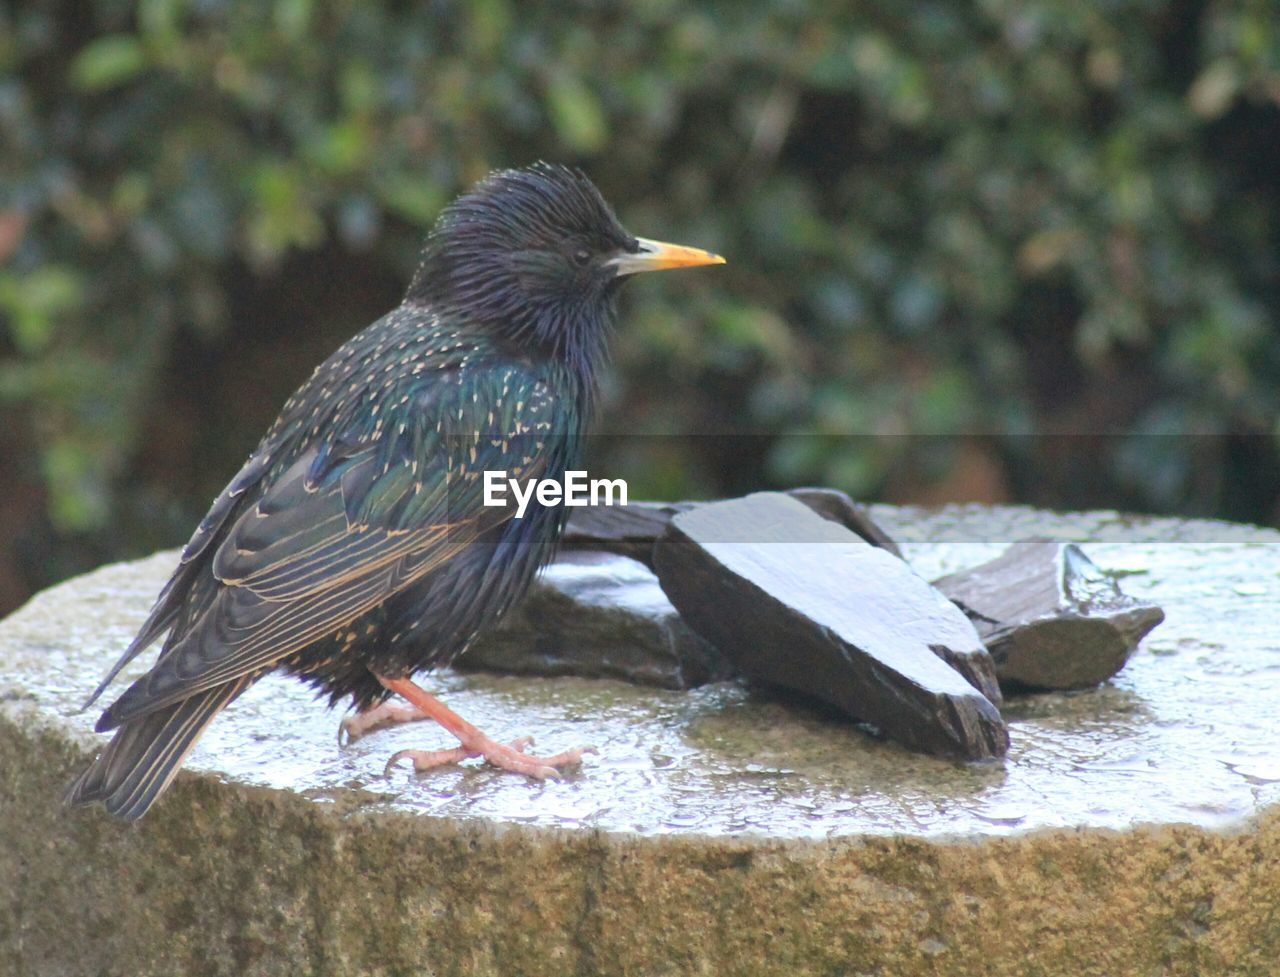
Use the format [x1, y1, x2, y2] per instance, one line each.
[467, 0, 512, 57]
[545, 74, 607, 154]
[70, 35, 147, 92]
[378, 175, 446, 226]
[0, 266, 84, 354]
[138, 0, 187, 38]
[247, 160, 324, 259]
[43, 438, 109, 532]
[274, 0, 313, 41]
[1188, 60, 1239, 120]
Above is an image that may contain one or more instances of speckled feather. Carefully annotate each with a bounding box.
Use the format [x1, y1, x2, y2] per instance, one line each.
[66, 164, 637, 819]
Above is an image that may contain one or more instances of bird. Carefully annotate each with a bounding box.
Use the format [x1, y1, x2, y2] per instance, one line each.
[65, 162, 724, 820]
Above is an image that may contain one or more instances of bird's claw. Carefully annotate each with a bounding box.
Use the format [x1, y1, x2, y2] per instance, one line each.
[339, 701, 428, 746]
[384, 745, 475, 776]
[383, 737, 594, 780]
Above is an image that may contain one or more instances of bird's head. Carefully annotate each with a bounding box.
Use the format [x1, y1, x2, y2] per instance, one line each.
[407, 163, 723, 370]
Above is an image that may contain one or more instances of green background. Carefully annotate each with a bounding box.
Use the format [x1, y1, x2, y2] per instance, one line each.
[2, 0, 1278, 613]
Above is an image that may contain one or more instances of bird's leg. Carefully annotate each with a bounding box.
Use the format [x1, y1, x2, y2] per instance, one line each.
[374, 674, 593, 780]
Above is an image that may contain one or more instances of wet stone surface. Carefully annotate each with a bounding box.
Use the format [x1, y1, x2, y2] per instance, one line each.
[3, 503, 1278, 839]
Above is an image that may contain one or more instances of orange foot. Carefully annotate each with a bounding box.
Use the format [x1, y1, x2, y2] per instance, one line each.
[339, 700, 426, 744]
[367, 674, 594, 781]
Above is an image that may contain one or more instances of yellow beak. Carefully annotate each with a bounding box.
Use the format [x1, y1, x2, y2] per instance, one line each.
[609, 237, 726, 276]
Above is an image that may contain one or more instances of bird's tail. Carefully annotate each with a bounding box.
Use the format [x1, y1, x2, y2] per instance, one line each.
[64, 675, 253, 821]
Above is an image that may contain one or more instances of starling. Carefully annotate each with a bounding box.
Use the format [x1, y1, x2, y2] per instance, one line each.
[66, 163, 723, 819]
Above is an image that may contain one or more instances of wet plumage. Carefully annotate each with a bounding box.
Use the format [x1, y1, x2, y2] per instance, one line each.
[66, 163, 723, 819]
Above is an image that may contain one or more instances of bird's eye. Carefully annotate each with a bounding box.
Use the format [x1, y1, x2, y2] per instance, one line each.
[572, 248, 591, 267]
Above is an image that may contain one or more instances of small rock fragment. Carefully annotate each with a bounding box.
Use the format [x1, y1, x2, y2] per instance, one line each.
[933, 540, 1165, 691]
[653, 493, 1008, 761]
[462, 551, 732, 690]
[563, 488, 900, 564]
[562, 502, 689, 565]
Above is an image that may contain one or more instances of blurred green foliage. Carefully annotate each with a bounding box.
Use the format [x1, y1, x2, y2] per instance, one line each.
[1, 0, 1279, 601]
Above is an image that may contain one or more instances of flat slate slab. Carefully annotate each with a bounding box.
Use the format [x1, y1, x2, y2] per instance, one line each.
[652, 493, 1005, 760]
[3, 504, 1279, 976]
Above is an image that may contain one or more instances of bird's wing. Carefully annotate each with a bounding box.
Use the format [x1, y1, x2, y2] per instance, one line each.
[95, 365, 561, 731]
[82, 451, 272, 709]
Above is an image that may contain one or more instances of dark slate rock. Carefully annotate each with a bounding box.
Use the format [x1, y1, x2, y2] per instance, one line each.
[563, 488, 900, 564]
[785, 487, 904, 558]
[933, 540, 1166, 691]
[652, 493, 1008, 761]
[461, 551, 733, 690]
